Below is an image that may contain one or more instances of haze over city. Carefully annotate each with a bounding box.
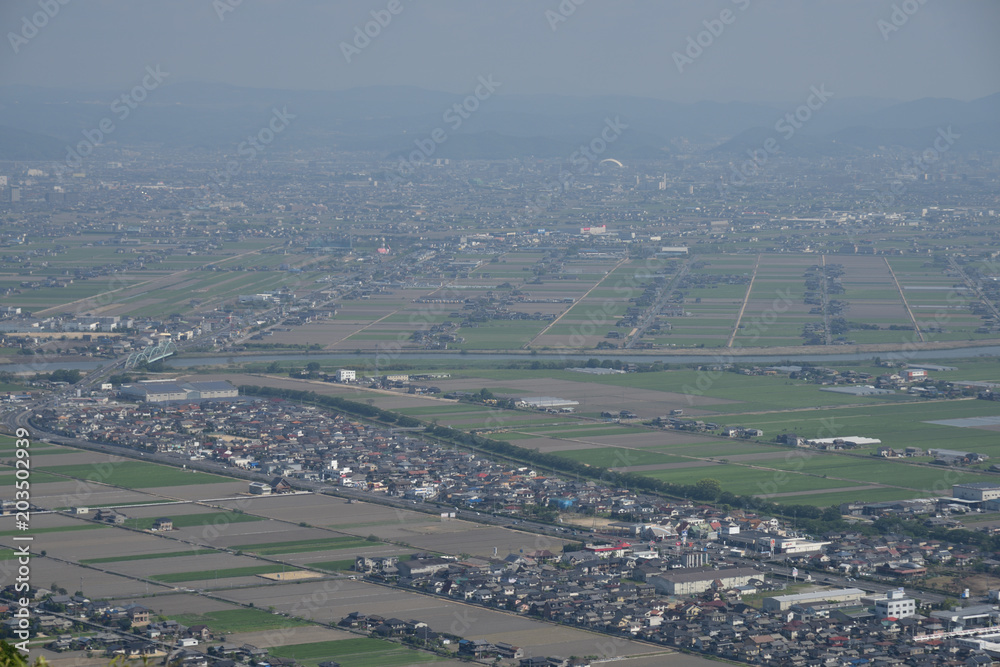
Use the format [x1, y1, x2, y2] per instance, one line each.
[2, 0, 999, 102]
[1, 2, 1000, 667]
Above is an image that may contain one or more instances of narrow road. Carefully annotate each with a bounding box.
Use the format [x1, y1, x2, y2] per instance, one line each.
[949, 255, 1000, 322]
[523, 256, 628, 349]
[727, 253, 760, 348]
[885, 256, 925, 342]
[33, 245, 278, 318]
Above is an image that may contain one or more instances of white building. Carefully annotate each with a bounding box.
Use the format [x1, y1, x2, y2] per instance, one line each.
[875, 588, 917, 619]
[248, 482, 272, 495]
[337, 369, 356, 382]
[119, 380, 238, 403]
[953, 483, 1000, 502]
[659, 246, 689, 256]
[806, 436, 882, 448]
[517, 396, 580, 410]
[763, 588, 865, 612]
[774, 537, 831, 555]
[650, 566, 760, 596]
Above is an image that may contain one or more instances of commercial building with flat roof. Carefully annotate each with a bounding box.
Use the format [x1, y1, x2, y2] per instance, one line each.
[953, 483, 1000, 502]
[517, 397, 580, 409]
[806, 436, 883, 447]
[120, 380, 238, 403]
[874, 588, 917, 619]
[649, 566, 760, 596]
[762, 588, 865, 612]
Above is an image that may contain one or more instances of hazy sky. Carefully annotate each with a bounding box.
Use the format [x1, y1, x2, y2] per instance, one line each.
[2, 0, 998, 102]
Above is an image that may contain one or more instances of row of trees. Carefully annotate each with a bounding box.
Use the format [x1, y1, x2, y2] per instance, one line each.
[238, 384, 923, 539]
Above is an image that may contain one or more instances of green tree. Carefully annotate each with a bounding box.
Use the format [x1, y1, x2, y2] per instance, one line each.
[694, 478, 723, 500]
[0, 640, 28, 667]
[821, 506, 842, 522]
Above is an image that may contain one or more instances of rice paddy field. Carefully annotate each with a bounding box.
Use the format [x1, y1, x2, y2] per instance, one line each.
[4, 221, 1000, 359]
[0, 445, 675, 664]
[0, 236, 332, 321]
[219, 579, 666, 663]
[170, 250, 992, 354]
[192, 355, 1000, 509]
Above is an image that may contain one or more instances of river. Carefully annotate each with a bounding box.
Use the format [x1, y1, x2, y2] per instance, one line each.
[4, 345, 1000, 374]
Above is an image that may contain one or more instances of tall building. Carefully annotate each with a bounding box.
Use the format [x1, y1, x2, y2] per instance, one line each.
[875, 588, 917, 619]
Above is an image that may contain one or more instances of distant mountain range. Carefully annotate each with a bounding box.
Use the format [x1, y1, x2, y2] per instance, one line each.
[0, 83, 997, 162]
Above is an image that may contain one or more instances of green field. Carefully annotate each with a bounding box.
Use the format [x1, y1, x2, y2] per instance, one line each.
[0, 524, 104, 537]
[123, 511, 265, 531]
[233, 536, 381, 556]
[0, 471, 64, 485]
[38, 461, 229, 488]
[0, 435, 61, 455]
[454, 321, 550, 350]
[310, 558, 358, 572]
[80, 549, 217, 564]
[656, 442, 786, 457]
[645, 464, 868, 497]
[269, 638, 442, 667]
[172, 608, 312, 634]
[553, 447, 692, 468]
[761, 454, 998, 491]
[453, 367, 912, 414]
[771, 487, 922, 507]
[515, 426, 650, 439]
[151, 564, 299, 583]
[724, 399, 1000, 456]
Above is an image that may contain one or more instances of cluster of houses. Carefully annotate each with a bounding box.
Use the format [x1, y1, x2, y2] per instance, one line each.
[35, 398, 656, 515]
[338, 513, 1000, 662]
[30, 391, 1000, 664]
[779, 530, 985, 579]
[337, 613, 524, 658]
[2, 589, 306, 667]
[345, 545, 1000, 666]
